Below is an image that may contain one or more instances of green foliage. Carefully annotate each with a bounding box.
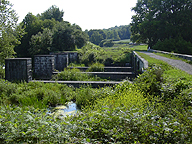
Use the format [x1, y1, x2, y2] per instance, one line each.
[75, 86, 114, 109]
[0, 80, 76, 108]
[0, 106, 71, 143]
[86, 25, 131, 46]
[86, 63, 104, 72]
[0, 66, 5, 79]
[0, 63, 192, 143]
[131, 0, 192, 51]
[0, 0, 25, 65]
[100, 39, 114, 47]
[39, 5, 64, 22]
[153, 37, 192, 55]
[115, 52, 131, 66]
[15, 7, 88, 58]
[29, 28, 53, 56]
[78, 42, 105, 66]
[52, 68, 102, 81]
[135, 52, 192, 101]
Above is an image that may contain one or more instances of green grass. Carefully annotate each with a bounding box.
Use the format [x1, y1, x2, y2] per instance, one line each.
[137, 51, 192, 79]
[154, 52, 192, 64]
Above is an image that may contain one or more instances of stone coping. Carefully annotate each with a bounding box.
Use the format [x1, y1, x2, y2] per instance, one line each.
[5, 58, 31, 60]
[133, 51, 148, 70]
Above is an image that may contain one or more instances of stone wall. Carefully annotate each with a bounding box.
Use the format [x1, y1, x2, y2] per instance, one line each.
[5, 58, 32, 82]
[50, 52, 78, 71]
[132, 51, 148, 76]
[34, 55, 54, 80]
[53, 53, 68, 71]
[66, 52, 78, 64]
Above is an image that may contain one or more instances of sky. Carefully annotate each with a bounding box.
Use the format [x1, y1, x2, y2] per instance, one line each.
[9, 0, 138, 31]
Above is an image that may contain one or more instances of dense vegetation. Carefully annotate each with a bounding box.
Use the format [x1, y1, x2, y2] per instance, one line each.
[0, 51, 192, 143]
[15, 6, 88, 58]
[0, 1, 89, 61]
[131, 0, 192, 54]
[76, 42, 138, 67]
[1, 0, 192, 143]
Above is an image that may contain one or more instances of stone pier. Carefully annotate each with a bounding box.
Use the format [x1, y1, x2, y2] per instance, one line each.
[34, 55, 54, 80]
[5, 58, 32, 82]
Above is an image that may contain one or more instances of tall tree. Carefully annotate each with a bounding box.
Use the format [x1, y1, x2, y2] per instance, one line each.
[89, 31, 104, 45]
[131, 0, 192, 50]
[29, 28, 53, 56]
[40, 5, 64, 22]
[0, 0, 24, 64]
[52, 22, 76, 51]
[15, 13, 43, 57]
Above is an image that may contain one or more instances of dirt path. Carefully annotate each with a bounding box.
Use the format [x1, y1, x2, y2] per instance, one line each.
[140, 51, 192, 75]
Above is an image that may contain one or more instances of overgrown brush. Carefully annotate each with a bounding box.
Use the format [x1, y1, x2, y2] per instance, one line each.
[0, 80, 76, 108]
[1, 50, 192, 143]
[86, 63, 104, 72]
[52, 68, 105, 81]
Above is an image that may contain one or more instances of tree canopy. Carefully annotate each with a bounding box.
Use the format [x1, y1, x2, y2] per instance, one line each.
[15, 5, 88, 58]
[39, 5, 64, 22]
[0, 0, 24, 64]
[131, 0, 192, 54]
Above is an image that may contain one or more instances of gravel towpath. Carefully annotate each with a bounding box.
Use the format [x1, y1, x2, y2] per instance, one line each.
[140, 51, 192, 75]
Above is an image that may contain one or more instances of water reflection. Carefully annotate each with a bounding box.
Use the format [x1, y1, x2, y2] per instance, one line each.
[48, 102, 80, 118]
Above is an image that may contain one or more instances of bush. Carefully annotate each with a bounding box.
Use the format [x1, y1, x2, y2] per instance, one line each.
[86, 63, 104, 72]
[0, 65, 5, 79]
[153, 37, 192, 55]
[100, 39, 114, 47]
[78, 42, 105, 66]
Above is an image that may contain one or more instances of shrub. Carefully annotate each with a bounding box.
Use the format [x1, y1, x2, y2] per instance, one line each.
[134, 66, 164, 97]
[0, 65, 5, 79]
[153, 37, 192, 55]
[53, 68, 89, 81]
[86, 63, 104, 72]
[78, 42, 105, 66]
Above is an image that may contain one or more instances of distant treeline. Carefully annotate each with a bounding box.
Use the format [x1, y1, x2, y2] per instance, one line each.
[85, 25, 131, 47]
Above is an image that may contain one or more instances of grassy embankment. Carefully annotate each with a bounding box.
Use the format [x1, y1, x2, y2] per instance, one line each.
[1, 45, 191, 143]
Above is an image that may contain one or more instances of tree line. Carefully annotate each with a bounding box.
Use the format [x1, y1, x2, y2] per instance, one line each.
[15, 5, 88, 58]
[85, 25, 131, 47]
[0, 0, 132, 65]
[131, 0, 192, 54]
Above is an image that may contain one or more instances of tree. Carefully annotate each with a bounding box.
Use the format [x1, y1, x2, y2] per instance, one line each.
[89, 31, 104, 45]
[15, 13, 59, 57]
[40, 5, 64, 22]
[29, 28, 53, 56]
[52, 22, 76, 51]
[15, 13, 43, 57]
[131, 0, 192, 51]
[0, 0, 24, 64]
[113, 30, 120, 41]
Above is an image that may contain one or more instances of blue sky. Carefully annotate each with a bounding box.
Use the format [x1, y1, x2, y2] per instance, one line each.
[10, 0, 137, 30]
